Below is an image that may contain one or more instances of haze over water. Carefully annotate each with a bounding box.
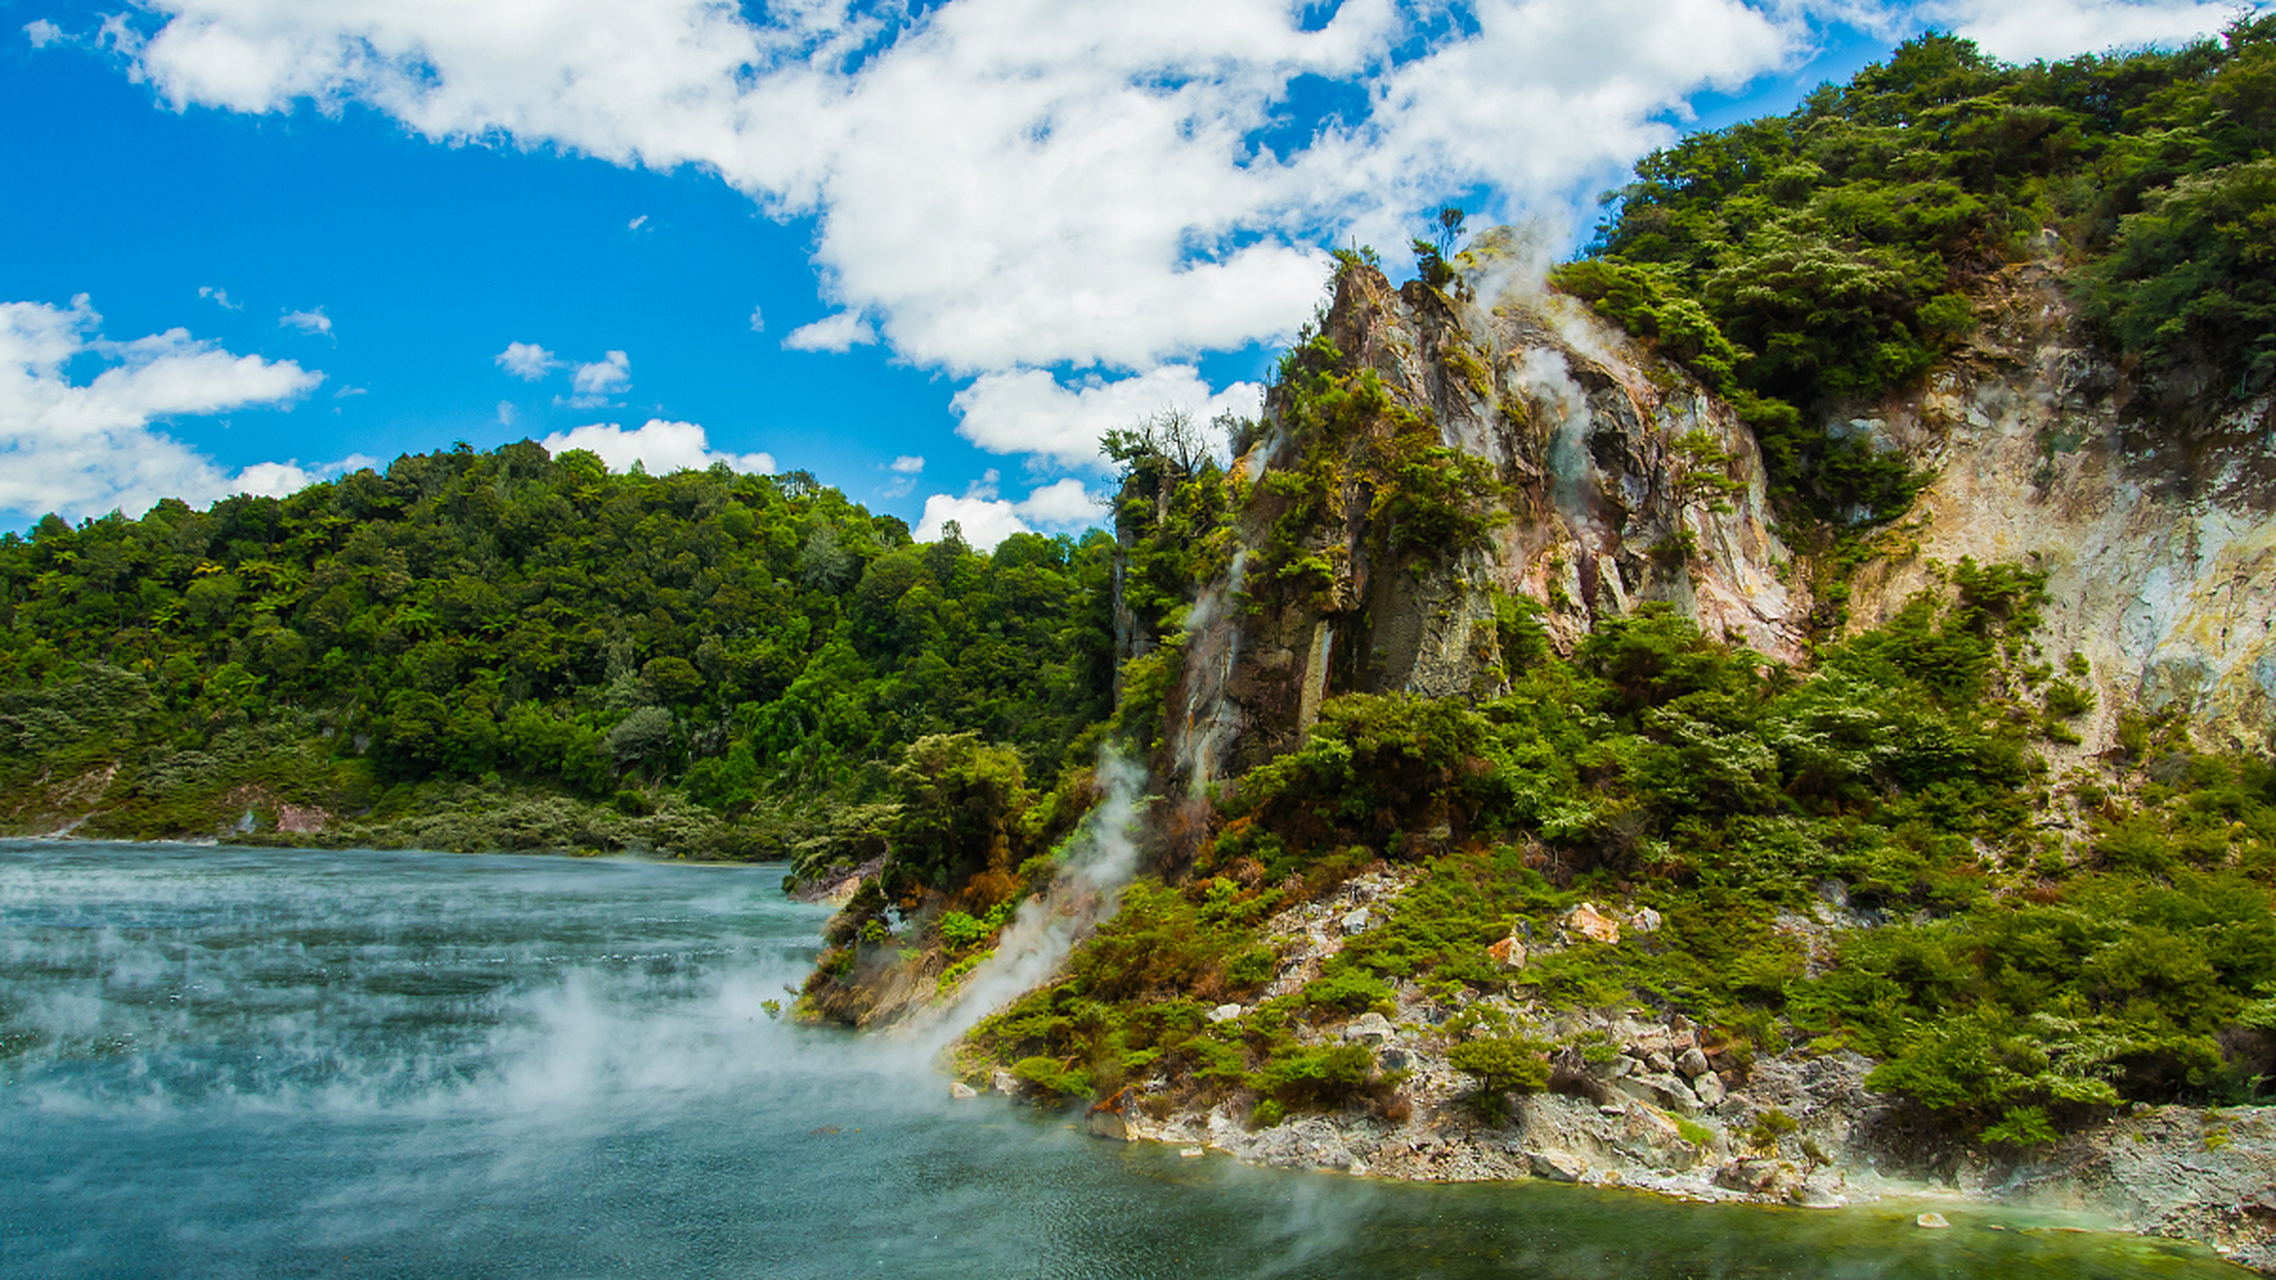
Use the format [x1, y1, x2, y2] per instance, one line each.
[0, 842, 2242, 1278]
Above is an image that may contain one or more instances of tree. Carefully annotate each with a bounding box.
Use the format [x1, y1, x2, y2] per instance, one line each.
[1411, 204, 1467, 291]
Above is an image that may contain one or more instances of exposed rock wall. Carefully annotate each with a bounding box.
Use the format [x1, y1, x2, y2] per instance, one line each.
[1842, 253, 2276, 754]
[1169, 251, 1807, 791]
[1150, 242, 2276, 785]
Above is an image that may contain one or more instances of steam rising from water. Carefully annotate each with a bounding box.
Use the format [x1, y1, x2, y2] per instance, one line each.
[0, 842, 2229, 1278]
[922, 750, 1149, 1046]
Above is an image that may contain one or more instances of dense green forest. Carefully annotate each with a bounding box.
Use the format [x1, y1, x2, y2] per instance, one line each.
[5, 23, 2274, 1158]
[1553, 16, 2276, 521]
[0, 443, 1115, 857]
[811, 27, 2276, 1149]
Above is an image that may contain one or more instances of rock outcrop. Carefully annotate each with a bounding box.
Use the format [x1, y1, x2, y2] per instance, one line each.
[1157, 242, 1806, 795]
[1838, 248, 2276, 754]
[1148, 236, 2276, 795]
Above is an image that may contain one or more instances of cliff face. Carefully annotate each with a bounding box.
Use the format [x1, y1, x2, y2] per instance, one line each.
[1150, 239, 2276, 790]
[1162, 245, 1806, 795]
[1840, 250, 2276, 754]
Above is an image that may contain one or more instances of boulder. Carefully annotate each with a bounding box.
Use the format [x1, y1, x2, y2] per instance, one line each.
[1716, 1157, 1803, 1199]
[1628, 906, 1663, 934]
[1790, 1178, 1847, 1208]
[1487, 935, 1528, 968]
[1564, 901, 1622, 944]
[1613, 1071, 1702, 1115]
[1341, 908, 1374, 935]
[1343, 1012, 1395, 1044]
[1677, 1046, 1711, 1078]
[1916, 1212, 1951, 1229]
[949, 1081, 979, 1099]
[1208, 1003, 1244, 1023]
[1530, 1150, 1588, 1182]
[1693, 1071, 1727, 1108]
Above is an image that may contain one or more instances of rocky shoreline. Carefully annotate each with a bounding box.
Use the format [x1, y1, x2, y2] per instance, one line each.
[956, 868, 2276, 1273]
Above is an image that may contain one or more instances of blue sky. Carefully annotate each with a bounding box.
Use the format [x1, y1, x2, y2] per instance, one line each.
[0, 0, 2245, 544]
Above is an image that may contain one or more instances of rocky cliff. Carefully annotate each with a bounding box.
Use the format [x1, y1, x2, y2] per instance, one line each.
[1158, 238, 1808, 798]
[1152, 234, 2276, 791]
[1841, 243, 2276, 755]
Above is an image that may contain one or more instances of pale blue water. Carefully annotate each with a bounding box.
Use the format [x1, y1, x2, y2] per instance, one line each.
[0, 842, 2246, 1278]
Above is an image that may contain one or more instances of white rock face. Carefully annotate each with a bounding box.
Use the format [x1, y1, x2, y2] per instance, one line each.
[1155, 245, 2276, 783]
[1842, 258, 2276, 752]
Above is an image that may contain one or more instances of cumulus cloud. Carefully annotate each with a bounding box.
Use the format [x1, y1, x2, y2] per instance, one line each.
[538, 418, 774, 475]
[0, 295, 325, 521]
[104, 0, 1827, 382]
[23, 19, 63, 48]
[100, 0, 2217, 478]
[912, 471, 1105, 550]
[1016, 476, 1102, 526]
[879, 453, 925, 498]
[495, 341, 559, 380]
[280, 306, 332, 335]
[570, 349, 631, 399]
[1921, 0, 2234, 61]
[781, 312, 877, 353]
[198, 284, 241, 310]
[952, 365, 1263, 471]
[747, 305, 765, 333]
[913, 492, 1032, 549]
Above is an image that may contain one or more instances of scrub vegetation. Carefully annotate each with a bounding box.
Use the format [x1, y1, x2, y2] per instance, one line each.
[3, 27, 2272, 1163]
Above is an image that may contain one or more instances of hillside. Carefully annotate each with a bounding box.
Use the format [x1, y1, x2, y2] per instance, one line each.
[6, 20, 2276, 1271]
[0, 446, 1114, 858]
[792, 26, 2276, 1270]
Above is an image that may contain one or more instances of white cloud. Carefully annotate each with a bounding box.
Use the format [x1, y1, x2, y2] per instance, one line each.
[570, 349, 631, 398]
[108, 0, 1831, 387]
[952, 365, 1263, 472]
[914, 492, 1032, 550]
[111, 0, 2218, 474]
[495, 341, 559, 380]
[280, 306, 332, 335]
[0, 295, 325, 521]
[198, 284, 241, 310]
[747, 305, 765, 333]
[1016, 476, 1101, 527]
[781, 312, 877, 353]
[628, 213, 649, 230]
[879, 453, 925, 498]
[912, 472, 1104, 549]
[497, 400, 515, 426]
[24, 19, 62, 48]
[1921, 0, 2233, 61]
[538, 418, 774, 475]
[332, 384, 365, 397]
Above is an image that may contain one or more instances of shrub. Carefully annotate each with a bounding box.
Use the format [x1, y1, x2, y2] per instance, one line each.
[1447, 1035, 1551, 1119]
[1011, 1055, 1093, 1100]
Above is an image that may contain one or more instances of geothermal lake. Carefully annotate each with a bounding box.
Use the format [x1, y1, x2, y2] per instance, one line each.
[0, 842, 2245, 1279]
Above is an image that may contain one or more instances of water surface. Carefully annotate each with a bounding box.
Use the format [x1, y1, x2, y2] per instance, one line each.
[0, 842, 2244, 1278]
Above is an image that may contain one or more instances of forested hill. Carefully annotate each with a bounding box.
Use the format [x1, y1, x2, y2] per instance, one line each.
[783, 26, 2276, 1241]
[0, 442, 1116, 856]
[1553, 17, 2276, 524]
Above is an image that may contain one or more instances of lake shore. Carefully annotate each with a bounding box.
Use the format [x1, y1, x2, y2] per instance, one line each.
[951, 866, 2276, 1274]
